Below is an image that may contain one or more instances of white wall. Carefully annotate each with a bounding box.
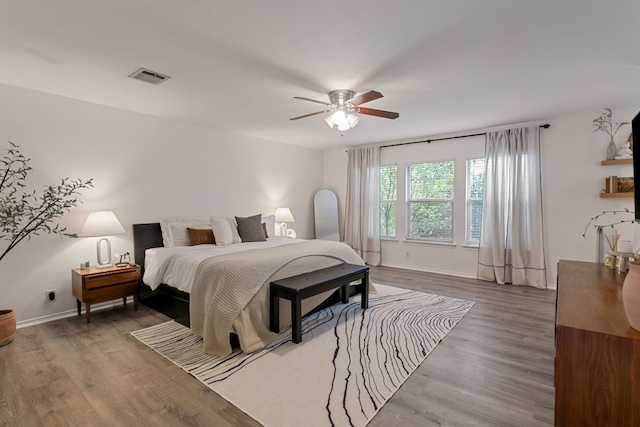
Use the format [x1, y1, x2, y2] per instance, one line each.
[0, 83, 324, 323]
[323, 107, 639, 286]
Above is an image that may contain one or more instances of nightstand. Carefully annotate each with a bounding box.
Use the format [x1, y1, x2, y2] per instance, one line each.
[71, 265, 141, 323]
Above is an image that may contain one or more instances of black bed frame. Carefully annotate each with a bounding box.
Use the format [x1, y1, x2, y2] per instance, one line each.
[132, 222, 361, 328]
[133, 223, 191, 325]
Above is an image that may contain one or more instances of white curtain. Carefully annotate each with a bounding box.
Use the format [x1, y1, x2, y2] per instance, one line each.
[344, 146, 381, 266]
[477, 126, 547, 288]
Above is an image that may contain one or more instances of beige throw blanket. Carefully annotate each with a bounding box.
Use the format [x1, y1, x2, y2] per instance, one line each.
[190, 240, 365, 355]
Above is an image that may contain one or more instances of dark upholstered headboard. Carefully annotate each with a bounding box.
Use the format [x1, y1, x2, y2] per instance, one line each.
[133, 223, 163, 274]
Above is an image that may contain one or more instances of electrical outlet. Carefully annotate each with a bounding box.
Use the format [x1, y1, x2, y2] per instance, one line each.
[405, 251, 410, 259]
[46, 289, 56, 302]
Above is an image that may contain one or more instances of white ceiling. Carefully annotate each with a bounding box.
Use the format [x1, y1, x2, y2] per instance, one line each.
[1, 1, 640, 150]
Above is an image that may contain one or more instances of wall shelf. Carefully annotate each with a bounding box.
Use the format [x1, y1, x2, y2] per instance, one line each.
[600, 192, 633, 198]
[601, 158, 633, 165]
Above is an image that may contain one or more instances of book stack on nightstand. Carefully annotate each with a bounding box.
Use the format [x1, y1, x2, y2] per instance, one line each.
[71, 264, 141, 323]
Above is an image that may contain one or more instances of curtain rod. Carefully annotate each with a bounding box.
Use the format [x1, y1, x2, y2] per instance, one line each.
[380, 123, 551, 149]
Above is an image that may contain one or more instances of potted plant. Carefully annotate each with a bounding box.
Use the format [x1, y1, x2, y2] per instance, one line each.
[592, 108, 630, 160]
[0, 142, 92, 346]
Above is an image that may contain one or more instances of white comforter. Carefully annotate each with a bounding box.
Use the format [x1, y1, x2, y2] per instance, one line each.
[143, 238, 368, 354]
[143, 237, 302, 292]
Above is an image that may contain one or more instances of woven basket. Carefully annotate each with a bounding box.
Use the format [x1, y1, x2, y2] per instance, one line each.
[0, 309, 16, 346]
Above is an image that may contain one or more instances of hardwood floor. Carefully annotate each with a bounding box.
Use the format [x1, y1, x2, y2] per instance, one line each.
[0, 266, 556, 427]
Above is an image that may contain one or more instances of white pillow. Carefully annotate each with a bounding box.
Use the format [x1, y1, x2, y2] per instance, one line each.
[160, 218, 211, 247]
[226, 217, 242, 244]
[211, 217, 242, 246]
[262, 215, 275, 238]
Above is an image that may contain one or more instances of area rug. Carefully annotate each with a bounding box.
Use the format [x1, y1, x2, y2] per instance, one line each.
[132, 284, 474, 427]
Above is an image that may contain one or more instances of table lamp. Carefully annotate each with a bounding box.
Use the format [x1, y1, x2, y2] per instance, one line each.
[275, 207, 295, 237]
[79, 211, 126, 268]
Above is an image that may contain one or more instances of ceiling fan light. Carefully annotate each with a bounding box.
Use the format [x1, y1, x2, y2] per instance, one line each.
[347, 113, 360, 128]
[324, 116, 335, 128]
[337, 121, 351, 131]
[332, 110, 349, 126]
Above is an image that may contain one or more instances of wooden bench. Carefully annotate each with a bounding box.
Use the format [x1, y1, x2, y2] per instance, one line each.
[269, 263, 369, 344]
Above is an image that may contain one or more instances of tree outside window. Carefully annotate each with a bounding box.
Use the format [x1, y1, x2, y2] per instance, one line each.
[380, 165, 397, 238]
[406, 161, 454, 242]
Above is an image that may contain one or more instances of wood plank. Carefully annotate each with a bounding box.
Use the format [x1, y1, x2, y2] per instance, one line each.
[0, 266, 556, 426]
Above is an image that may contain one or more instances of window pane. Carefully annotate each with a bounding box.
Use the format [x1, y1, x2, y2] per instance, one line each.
[408, 201, 453, 240]
[380, 202, 396, 237]
[467, 200, 483, 241]
[468, 159, 484, 199]
[408, 161, 454, 199]
[406, 161, 454, 241]
[380, 165, 397, 238]
[466, 158, 485, 244]
[380, 166, 397, 202]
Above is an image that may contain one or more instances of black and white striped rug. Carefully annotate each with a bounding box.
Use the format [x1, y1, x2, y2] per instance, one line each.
[132, 284, 474, 427]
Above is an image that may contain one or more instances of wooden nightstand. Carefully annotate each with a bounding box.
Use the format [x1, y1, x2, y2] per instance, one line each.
[72, 264, 141, 323]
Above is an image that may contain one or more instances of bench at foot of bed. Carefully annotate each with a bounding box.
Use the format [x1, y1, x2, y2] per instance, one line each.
[269, 263, 369, 344]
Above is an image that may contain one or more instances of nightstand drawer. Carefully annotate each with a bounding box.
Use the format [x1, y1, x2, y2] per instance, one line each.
[84, 280, 139, 303]
[85, 270, 140, 289]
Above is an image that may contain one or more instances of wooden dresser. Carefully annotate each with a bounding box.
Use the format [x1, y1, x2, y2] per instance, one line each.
[555, 260, 640, 426]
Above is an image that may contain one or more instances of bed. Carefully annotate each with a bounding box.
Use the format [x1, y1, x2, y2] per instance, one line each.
[133, 220, 366, 355]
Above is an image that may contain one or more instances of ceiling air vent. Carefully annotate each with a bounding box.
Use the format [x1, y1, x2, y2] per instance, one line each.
[128, 68, 170, 85]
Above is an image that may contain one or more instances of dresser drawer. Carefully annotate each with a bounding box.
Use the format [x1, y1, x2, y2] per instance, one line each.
[85, 270, 139, 289]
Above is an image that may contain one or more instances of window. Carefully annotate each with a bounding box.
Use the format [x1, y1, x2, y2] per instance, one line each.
[406, 161, 454, 242]
[380, 165, 397, 238]
[466, 158, 485, 245]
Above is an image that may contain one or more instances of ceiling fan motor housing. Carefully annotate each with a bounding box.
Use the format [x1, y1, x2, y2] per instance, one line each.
[328, 90, 356, 106]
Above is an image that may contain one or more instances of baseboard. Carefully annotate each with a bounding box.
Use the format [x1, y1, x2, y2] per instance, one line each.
[16, 301, 129, 329]
[381, 263, 557, 290]
[380, 262, 479, 279]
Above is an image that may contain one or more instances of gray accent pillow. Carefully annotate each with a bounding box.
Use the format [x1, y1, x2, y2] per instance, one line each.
[235, 214, 267, 242]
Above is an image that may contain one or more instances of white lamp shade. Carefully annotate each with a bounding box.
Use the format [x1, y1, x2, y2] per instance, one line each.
[275, 207, 295, 223]
[347, 113, 360, 128]
[79, 211, 125, 237]
[324, 115, 335, 128]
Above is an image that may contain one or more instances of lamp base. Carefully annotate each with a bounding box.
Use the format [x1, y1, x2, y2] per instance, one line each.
[96, 237, 113, 269]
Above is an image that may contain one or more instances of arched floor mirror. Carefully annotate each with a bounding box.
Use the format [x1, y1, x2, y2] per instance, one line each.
[314, 189, 340, 241]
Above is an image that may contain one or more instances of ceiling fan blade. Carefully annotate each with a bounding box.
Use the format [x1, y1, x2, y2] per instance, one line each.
[358, 107, 399, 120]
[290, 110, 329, 120]
[293, 96, 332, 106]
[348, 90, 383, 106]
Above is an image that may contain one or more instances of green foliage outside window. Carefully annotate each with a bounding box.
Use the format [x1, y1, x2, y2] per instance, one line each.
[380, 165, 397, 238]
[407, 161, 454, 241]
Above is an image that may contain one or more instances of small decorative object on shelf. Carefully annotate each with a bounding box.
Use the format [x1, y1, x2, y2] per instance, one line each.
[605, 176, 618, 193]
[592, 108, 630, 160]
[617, 177, 634, 193]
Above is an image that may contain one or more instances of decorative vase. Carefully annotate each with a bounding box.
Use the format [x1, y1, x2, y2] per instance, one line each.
[0, 309, 16, 346]
[606, 137, 617, 160]
[623, 262, 640, 330]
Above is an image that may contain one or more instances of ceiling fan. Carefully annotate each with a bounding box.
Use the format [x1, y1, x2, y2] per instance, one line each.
[290, 90, 399, 131]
